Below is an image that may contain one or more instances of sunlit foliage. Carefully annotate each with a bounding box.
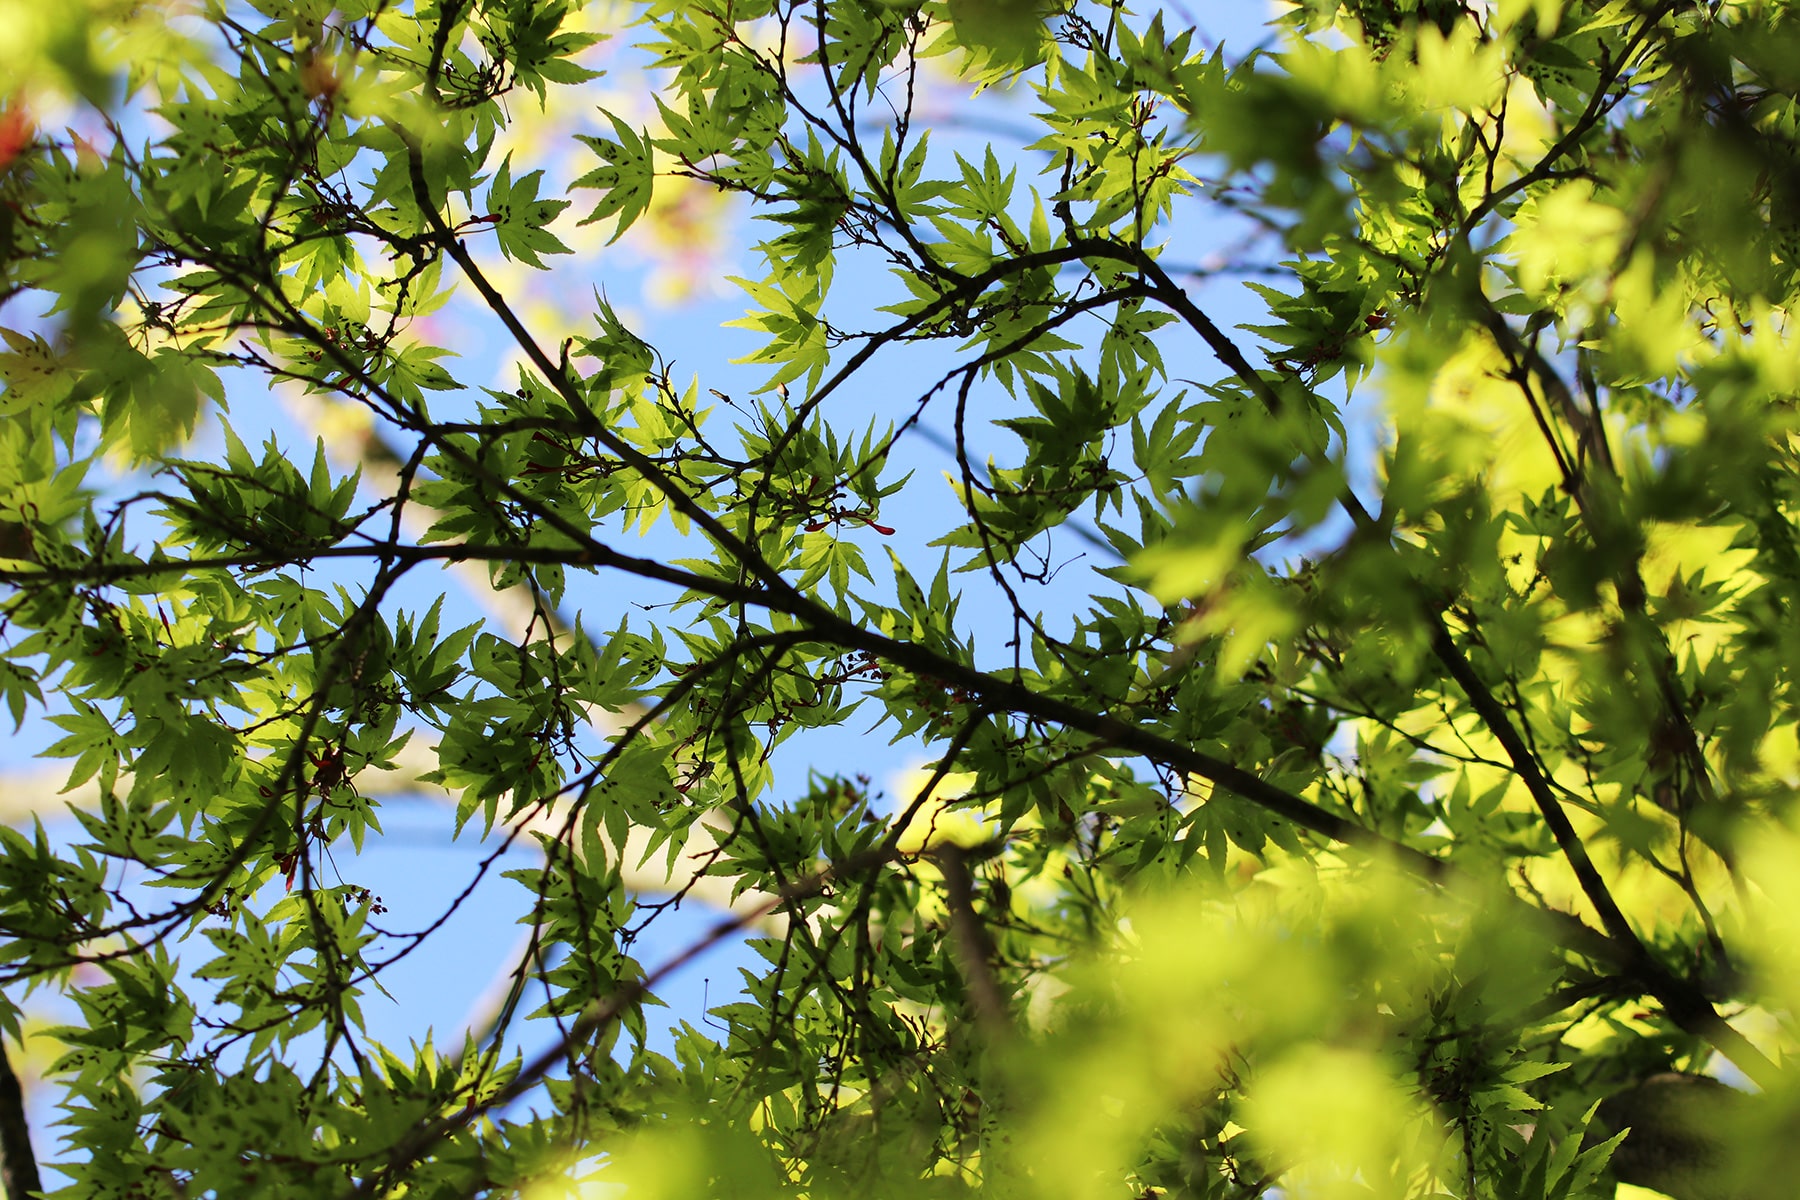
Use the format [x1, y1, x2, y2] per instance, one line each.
[3, 1, 1800, 1198]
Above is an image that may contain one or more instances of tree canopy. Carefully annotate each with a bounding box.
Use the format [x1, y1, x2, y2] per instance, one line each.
[3, 0, 1800, 1197]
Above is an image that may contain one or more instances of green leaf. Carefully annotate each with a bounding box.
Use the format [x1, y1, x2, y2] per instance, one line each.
[573, 111, 656, 242]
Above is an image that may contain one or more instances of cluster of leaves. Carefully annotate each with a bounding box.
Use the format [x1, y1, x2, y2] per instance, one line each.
[3, 0, 1800, 1198]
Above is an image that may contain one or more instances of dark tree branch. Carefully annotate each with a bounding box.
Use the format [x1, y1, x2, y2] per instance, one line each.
[0, 1037, 40, 1200]
[931, 844, 1014, 1046]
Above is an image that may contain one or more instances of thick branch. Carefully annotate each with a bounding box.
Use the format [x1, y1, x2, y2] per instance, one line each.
[931, 845, 1013, 1045]
[0, 1037, 40, 1200]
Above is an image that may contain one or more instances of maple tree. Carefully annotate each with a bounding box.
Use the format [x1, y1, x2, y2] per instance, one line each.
[3, 1, 1800, 1198]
